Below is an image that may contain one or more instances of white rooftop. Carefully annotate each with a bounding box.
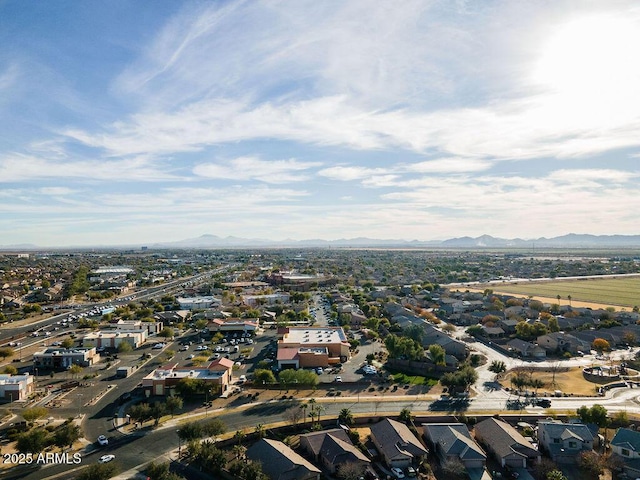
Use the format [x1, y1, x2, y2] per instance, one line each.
[282, 327, 347, 345]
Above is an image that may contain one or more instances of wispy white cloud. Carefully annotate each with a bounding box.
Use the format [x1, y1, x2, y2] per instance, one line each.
[193, 156, 321, 184]
[0, 154, 180, 182]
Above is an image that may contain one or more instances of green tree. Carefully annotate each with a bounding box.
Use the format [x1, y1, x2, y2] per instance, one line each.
[117, 341, 133, 353]
[53, 421, 81, 449]
[16, 428, 50, 453]
[428, 344, 446, 366]
[203, 418, 226, 438]
[178, 422, 203, 441]
[398, 408, 412, 424]
[165, 396, 183, 417]
[150, 401, 167, 426]
[69, 363, 83, 378]
[3, 365, 18, 375]
[22, 406, 49, 425]
[338, 408, 354, 426]
[0, 347, 15, 360]
[61, 338, 75, 349]
[76, 462, 118, 480]
[546, 470, 568, 480]
[158, 327, 174, 339]
[253, 369, 277, 385]
[577, 404, 609, 428]
[548, 317, 560, 332]
[488, 360, 506, 377]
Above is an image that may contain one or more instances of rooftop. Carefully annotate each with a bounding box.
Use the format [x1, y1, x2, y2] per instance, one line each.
[281, 326, 348, 345]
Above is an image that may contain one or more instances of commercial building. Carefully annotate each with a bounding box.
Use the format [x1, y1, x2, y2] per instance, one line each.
[83, 330, 146, 350]
[0, 373, 34, 402]
[141, 358, 234, 397]
[207, 318, 259, 335]
[176, 296, 221, 310]
[33, 347, 100, 369]
[277, 327, 350, 369]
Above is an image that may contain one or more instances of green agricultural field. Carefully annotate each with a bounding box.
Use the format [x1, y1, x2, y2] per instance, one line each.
[485, 276, 640, 308]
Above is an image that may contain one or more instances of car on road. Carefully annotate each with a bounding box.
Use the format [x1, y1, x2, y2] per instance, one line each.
[535, 398, 552, 408]
[334, 376, 343, 382]
[97, 435, 109, 446]
[152, 343, 166, 349]
[180, 345, 189, 351]
[99, 454, 115, 463]
[391, 467, 405, 479]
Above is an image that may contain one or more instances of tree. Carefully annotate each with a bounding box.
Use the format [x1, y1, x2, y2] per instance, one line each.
[118, 341, 133, 353]
[69, 363, 83, 378]
[488, 360, 506, 377]
[577, 451, 604, 480]
[255, 423, 265, 438]
[548, 317, 560, 332]
[76, 462, 117, 480]
[577, 404, 608, 428]
[337, 462, 366, 480]
[441, 458, 467, 479]
[592, 338, 610, 352]
[178, 422, 203, 441]
[61, 338, 75, 349]
[129, 402, 152, 423]
[16, 428, 50, 453]
[0, 347, 15, 360]
[3, 365, 18, 375]
[398, 408, 412, 424]
[546, 470, 568, 480]
[165, 396, 183, 417]
[338, 408, 354, 426]
[203, 418, 226, 438]
[428, 344, 446, 366]
[440, 365, 478, 393]
[253, 369, 276, 385]
[150, 401, 167, 426]
[22, 406, 49, 425]
[610, 410, 630, 428]
[53, 421, 81, 449]
[284, 406, 303, 426]
[158, 327, 174, 339]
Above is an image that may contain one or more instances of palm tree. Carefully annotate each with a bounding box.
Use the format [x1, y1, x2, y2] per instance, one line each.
[307, 399, 317, 422]
[301, 403, 308, 425]
[567, 295, 572, 307]
[255, 423, 265, 438]
[338, 408, 354, 426]
[232, 444, 247, 461]
[234, 430, 245, 445]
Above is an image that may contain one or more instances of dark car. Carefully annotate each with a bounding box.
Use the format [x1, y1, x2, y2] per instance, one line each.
[535, 398, 551, 408]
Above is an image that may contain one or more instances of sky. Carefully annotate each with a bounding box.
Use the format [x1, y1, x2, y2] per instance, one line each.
[1, 0, 640, 247]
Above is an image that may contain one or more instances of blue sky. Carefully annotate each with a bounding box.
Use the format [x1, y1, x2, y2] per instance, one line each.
[1, 0, 639, 247]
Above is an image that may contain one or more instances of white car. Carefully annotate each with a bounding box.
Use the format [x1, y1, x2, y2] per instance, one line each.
[99, 454, 115, 463]
[97, 435, 108, 446]
[391, 467, 405, 479]
[152, 343, 166, 349]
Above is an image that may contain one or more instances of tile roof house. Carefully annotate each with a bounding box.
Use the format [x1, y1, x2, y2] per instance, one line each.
[538, 420, 594, 463]
[246, 438, 321, 480]
[474, 418, 540, 468]
[299, 428, 370, 474]
[370, 418, 428, 468]
[611, 427, 640, 478]
[506, 338, 546, 359]
[537, 332, 591, 354]
[422, 423, 486, 470]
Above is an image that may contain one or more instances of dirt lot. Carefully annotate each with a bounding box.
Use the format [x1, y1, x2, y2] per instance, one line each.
[504, 366, 600, 397]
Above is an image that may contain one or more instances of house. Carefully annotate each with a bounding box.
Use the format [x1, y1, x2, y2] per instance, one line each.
[537, 332, 590, 354]
[299, 428, 370, 474]
[141, 358, 234, 397]
[610, 427, 640, 478]
[498, 318, 520, 334]
[246, 438, 321, 480]
[370, 418, 428, 468]
[33, 347, 100, 369]
[474, 418, 540, 468]
[506, 339, 546, 359]
[422, 423, 486, 470]
[422, 325, 468, 360]
[537, 420, 594, 463]
[0, 373, 35, 402]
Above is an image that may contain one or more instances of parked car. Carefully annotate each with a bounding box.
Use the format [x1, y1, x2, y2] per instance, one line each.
[97, 435, 109, 446]
[99, 454, 115, 463]
[391, 467, 405, 479]
[152, 343, 166, 349]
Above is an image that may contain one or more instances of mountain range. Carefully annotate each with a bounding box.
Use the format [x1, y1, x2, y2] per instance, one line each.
[1, 233, 640, 250]
[152, 233, 640, 249]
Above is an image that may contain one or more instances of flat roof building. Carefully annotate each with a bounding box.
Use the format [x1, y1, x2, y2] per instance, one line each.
[277, 327, 350, 368]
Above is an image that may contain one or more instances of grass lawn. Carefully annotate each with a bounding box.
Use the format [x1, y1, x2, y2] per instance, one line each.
[391, 372, 439, 386]
[474, 276, 640, 308]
